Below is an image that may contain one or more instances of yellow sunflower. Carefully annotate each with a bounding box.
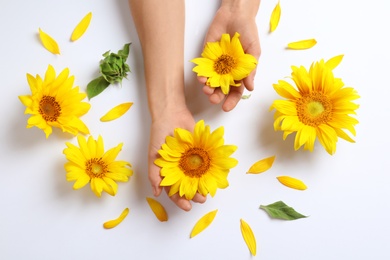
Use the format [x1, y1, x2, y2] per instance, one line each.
[191, 32, 257, 94]
[155, 120, 238, 200]
[19, 65, 90, 138]
[63, 135, 133, 197]
[270, 55, 360, 155]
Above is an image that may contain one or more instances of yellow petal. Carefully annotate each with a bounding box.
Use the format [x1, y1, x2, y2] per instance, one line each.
[247, 155, 276, 174]
[190, 209, 218, 238]
[71, 12, 92, 41]
[38, 28, 60, 54]
[325, 54, 344, 70]
[277, 176, 307, 190]
[287, 39, 317, 50]
[146, 197, 168, 222]
[100, 102, 133, 122]
[103, 208, 129, 229]
[240, 219, 257, 256]
[269, 1, 281, 32]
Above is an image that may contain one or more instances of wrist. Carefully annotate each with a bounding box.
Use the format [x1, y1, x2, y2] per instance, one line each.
[147, 82, 187, 120]
[220, 0, 260, 17]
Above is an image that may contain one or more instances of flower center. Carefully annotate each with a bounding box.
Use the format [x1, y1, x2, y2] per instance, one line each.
[39, 96, 61, 122]
[296, 92, 332, 126]
[214, 54, 236, 74]
[179, 148, 211, 178]
[85, 158, 108, 178]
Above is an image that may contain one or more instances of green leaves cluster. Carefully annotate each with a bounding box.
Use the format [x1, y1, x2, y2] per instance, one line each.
[87, 43, 131, 99]
[260, 201, 307, 220]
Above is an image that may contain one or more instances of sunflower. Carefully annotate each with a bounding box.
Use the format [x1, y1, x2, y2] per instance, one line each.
[191, 32, 257, 94]
[155, 120, 238, 200]
[19, 65, 90, 138]
[270, 55, 360, 155]
[63, 135, 133, 197]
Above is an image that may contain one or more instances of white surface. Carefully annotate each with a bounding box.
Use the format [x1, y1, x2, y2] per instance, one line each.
[1, 0, 390, 259]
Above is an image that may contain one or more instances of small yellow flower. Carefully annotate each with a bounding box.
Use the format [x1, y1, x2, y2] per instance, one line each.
[191, 32, 257, 94]
[19, 65, 90, 138]
[63, 135, 133, 197]
[270, 55, 360, 154]
[155, 120, 238, 200]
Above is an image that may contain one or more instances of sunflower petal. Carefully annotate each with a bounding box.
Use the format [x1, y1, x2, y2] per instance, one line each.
[146, 197, 168, 222]
[287, 39, 317, 50]
[71, 12, 92, 41]
[103, 208, 129, 229]
[277, 176, 307, 190]
[240, 219, 257, 256]
[325, 54, 344, 70]
[269, 1, 281, 32]
[247, 156, 276, 174]
[190, 209, 218, 238]
[100, 102, 133, 122]
[38, 28, 60, 54]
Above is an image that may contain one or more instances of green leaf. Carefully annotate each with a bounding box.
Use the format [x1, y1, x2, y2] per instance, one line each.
[118, 43, 131, 59]
[86, 76, 110, 99]
[260, 201, 307, 220]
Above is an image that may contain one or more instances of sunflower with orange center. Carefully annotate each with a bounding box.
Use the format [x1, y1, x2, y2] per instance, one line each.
[63, 135, 133, 197]
[18, 65, 90, 138]
[270, 55, 360, 155]
[155, 120, 238, 200]
[191, 32, 257, 94]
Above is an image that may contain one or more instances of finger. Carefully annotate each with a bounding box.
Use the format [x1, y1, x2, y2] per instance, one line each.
[166, 189, 192, 211]
[192, 193, 207, 204]
[243, 69, 257, 91]
[148, 163, 163, 197]
[222, 85, 244, 112]
[202, 85, 215, 95]
[198, 76, 207, 85]
[209, 88, 226, 104]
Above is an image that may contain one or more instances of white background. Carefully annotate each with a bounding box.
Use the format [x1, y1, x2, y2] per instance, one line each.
[1, 0, 390, 259]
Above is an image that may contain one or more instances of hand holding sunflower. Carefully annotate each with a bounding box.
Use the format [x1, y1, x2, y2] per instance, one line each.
[192, 3, 260, 112]
[149, 109, 207, 211]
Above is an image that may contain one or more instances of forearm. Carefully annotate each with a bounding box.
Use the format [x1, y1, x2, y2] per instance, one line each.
[128, 0, 186, 120]
[220, 0, 260, 17]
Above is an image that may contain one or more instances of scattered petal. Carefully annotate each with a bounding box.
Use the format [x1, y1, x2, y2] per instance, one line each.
[269, 1, 281, 32]
[100, 102, 133, 122]
[325, 54, 344, 70]
[190, 209, 218, 238]
[39, 28, 60, 54]
[247, 155, 276, 174]
[260, 201, 307, 220]
[71, 12, 92, 41]
[287, 39, 317, 50]
[277, 176, 307, 190]
[240, 219, 257, 256]
[241, 94, 251, 100]
[103, 208, 129, 229]
[146, 197, 168, 222]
